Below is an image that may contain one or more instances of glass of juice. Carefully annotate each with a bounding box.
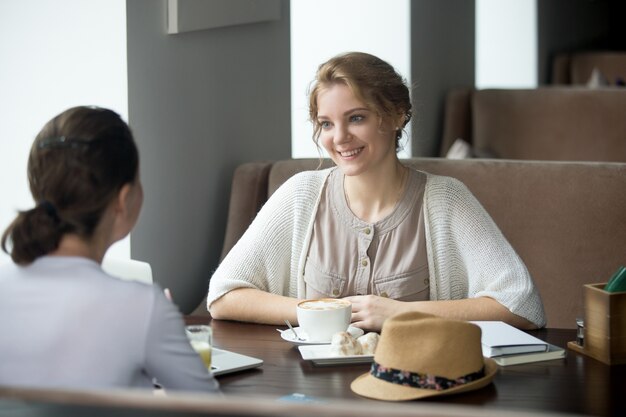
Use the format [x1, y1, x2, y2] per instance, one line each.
[185, 325, 212, 370]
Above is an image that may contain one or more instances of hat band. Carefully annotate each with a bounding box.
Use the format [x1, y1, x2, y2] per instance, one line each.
[370, 361, 485, 391]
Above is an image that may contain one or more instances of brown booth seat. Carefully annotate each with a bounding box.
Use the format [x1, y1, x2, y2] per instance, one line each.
[197, 158, 626, 330]
[440, 87, 626, 162]
[552, 51, 626, 86]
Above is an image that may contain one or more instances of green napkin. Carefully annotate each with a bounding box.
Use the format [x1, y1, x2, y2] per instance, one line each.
[604, 266, 626, 293]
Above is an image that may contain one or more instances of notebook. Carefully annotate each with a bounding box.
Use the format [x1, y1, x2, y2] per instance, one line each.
[492, 343, 566, 366]
[472, 321, 548, 357]
[210, 348, 263, 376]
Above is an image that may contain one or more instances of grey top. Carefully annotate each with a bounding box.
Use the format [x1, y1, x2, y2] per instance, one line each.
[0, 256, 219, 393]
[304, 169, 430, 301]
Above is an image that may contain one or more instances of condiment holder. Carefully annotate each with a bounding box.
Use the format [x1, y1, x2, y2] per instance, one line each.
[568, 283, 626, 365]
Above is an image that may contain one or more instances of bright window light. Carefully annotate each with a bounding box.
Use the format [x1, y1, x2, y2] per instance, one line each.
[476, 0, 537, 88]
[0, 0, 128, 266]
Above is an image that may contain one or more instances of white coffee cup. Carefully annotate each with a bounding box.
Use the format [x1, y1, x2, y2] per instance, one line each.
[296, 298, 352, 342]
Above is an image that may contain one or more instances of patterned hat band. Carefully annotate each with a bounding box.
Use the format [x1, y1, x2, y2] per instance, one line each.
[370, 361, 486, 391]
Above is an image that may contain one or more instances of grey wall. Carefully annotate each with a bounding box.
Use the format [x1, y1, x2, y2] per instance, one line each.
[607, 0, 626, 50]
[126, 0, 291, 313]
[410, 0, 475, 157]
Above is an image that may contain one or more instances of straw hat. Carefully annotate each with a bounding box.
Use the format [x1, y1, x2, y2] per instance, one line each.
[351, 312, 497, 401]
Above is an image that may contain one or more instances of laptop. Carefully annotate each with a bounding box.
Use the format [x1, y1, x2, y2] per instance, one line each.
[153, 348, 262, 391]
[102, 256, 153, 284]
[210, 348, 263, 376]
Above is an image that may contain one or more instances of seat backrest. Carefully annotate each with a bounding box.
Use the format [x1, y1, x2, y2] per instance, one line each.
[472, 88, 626, 161]
[0, 384, 566, 417]
[440, 87, 473, 156]
[552, 52, 626, 85]
[441, 87, 626, 162]
[219, 158, 626, 329]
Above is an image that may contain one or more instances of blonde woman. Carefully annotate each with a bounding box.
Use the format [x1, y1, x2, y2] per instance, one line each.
[208, 52, 545, 332]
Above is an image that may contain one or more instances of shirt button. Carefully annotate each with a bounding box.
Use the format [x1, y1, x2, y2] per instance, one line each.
[381, 292, 389, 298]
[424, 278, 430, 286]
[361, 259, 368, 267]
[332, 288, 340, 296]
[364, 227, 371, 235]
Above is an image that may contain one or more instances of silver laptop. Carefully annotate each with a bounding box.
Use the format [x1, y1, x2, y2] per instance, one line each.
[210, 348, 263, 376]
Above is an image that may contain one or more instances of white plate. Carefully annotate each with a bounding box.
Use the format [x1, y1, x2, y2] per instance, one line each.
[279, 326, 364, 345]
[298, 344, 374, 365]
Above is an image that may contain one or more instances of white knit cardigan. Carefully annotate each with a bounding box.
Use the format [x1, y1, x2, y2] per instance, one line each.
[208, 168, 546, 327]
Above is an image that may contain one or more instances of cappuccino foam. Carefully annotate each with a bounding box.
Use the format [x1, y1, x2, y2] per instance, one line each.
[299, 299, 350, 311]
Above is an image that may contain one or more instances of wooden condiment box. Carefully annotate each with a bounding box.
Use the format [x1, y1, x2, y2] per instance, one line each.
[568, 283, 626, 365]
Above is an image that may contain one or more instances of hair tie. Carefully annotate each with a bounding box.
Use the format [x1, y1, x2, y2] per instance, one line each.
[37, 136, 92, 149]
[38, 200, 60, 221]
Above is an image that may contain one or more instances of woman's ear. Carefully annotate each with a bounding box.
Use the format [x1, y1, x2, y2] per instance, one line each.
[395, 112, 407, 129]
[109, 182, 143, 242]
[114, 184, 132, 216]
[106, 184, 132, 243]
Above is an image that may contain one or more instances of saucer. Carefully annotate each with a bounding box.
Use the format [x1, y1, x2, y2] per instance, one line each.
[298, 344, 374, 365]
[279, 325, 364, 346]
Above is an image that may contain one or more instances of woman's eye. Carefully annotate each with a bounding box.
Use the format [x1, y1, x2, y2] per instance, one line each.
[350, 115, 365, 123]
[320, 121, 331, 129]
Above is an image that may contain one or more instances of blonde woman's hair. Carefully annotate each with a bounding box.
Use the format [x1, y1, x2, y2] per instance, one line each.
[308, 52, 412, 151]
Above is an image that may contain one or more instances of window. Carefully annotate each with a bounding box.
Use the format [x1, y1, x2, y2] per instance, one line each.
[476, 0, 537, 88]
[0, 0, 128, 265]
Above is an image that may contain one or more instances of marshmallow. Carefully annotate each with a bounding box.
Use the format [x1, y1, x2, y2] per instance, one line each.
[357, 332, 380, 355]
[329, 331, 362, 356]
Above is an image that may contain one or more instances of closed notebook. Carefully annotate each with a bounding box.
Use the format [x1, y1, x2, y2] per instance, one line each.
[492, 343, 566, 366]
[472, 321, 548, 357]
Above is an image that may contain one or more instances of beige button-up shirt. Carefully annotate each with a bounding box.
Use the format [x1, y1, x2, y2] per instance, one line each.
[304, 168, 430, 301]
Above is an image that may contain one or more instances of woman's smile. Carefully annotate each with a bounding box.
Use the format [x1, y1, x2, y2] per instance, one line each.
[338, 147, 364, 158]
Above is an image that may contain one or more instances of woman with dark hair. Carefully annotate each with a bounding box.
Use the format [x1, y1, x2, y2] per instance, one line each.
[0, 106, 219, 393]
[208, 52, 545, 332]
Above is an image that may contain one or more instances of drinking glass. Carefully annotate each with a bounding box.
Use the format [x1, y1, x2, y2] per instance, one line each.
[185, 325, 212, 370]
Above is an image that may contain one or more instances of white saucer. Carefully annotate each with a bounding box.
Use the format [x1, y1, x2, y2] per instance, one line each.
[298, 344, 374, 365]
[279, 326, 364, 345]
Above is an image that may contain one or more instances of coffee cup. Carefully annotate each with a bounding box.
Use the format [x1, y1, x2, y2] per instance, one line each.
[296, 298, 352, 342]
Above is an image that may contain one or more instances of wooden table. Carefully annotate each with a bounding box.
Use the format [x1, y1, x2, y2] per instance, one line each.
[186, 316, 626, 417]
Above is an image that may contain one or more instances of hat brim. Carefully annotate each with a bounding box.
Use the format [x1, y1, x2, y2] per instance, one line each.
[350, 358, 498, 401]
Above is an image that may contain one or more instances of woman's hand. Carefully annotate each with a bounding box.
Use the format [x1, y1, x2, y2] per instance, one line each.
[344, 296, 538, 331]
[344, 295, 409, 332]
